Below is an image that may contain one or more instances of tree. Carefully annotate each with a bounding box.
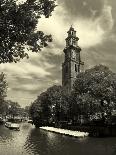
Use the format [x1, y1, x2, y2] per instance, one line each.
[30, 92, 51, 127]
[0, 72, 8, 116]
[46, 85, 69, 124]
[0, 100, 9, 117]
[6, 100, 21, 118]
[72, 65, 116, 121]
[23, 105, 30, 118]
[0, 0, 56, 63]
[30, 85, 70, 127]
[30, 85, 61, 126]
[0, 72, 7, 100]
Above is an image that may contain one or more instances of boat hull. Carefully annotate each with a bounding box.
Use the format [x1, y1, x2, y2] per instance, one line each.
[5, 122, 20, 131]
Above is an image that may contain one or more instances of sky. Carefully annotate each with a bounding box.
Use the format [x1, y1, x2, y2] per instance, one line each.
[0, 0, 116, 107]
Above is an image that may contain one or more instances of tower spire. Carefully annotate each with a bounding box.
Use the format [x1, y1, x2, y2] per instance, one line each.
[66, 26, 79, 47]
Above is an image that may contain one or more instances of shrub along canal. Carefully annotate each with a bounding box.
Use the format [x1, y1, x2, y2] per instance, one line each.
[0, 123, 116, 155]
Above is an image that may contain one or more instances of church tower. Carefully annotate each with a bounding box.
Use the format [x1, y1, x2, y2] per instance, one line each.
[62, 26, 84, 93]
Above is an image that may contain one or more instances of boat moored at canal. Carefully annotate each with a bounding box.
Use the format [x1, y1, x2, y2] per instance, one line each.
[5, 122, 20, 131]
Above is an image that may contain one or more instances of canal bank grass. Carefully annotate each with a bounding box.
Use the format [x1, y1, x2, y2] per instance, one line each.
[40, 127, 89, 138]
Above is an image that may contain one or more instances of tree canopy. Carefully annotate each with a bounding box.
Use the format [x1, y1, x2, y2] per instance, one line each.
[7, 100, 21, 118]
[0, 72, 7, 101]
[72, 65, 116, 119]
[30, 65, 116, 127]
[0, 0, 56, 63]
[30, 85, 69, 126]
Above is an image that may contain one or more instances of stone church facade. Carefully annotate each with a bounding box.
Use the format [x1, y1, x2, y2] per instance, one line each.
[62, 26, 84, 93]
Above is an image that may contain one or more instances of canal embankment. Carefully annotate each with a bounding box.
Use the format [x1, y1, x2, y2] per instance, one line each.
[40, 127, 89, 138]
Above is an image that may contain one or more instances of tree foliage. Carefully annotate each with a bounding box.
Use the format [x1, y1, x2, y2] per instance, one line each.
[30, 65, 116, 127]
[7, 100, 21, 118]
[0, 0, 56, 63]
[30, 85, 70, 126]
[0, 72, 7, 101]
[0, 99, 27, 119]
[0, 100, 8, 116]
[72, 65, 116, 119]
[0, 72, 7, 116]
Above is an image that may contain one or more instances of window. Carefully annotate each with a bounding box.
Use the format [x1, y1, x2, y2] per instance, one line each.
[72, 40, 76, 46]
[78, 65, 80, 72]
[65, 65, 68, 73]
[75, 64, 77, 72]
[76, 53, 79, 61]
[70, 38, 73, 45]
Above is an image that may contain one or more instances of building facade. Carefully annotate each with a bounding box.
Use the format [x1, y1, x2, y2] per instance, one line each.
[62, 26, 84, 93]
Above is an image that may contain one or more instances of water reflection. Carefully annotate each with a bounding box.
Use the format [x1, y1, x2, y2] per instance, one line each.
[25, 127, 116, 155]
[0, 123, 33, 155]
[24, 128, 57, 155]
[0, 123, 116, 155]
[0, 125, 13, 143]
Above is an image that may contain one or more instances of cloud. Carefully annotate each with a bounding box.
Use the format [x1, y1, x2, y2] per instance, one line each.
[98, 4, 114, 31]
[38, 1, 114, 49]
[1, 0, 116, 107]
[82, 37, 116, 74]
[57, 0, 104, 19]
[0, 46, 62, 106]
[0, 62, 51, 81]
[39, 8, 103, 49]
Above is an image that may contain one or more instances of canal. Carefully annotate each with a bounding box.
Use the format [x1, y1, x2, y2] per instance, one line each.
[0, 123, 116, 155]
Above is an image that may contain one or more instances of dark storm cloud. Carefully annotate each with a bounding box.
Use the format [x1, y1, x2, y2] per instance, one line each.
[94, 40, 116, 72]
[83, 38, 116, 73]
[58, 0, 104, 19]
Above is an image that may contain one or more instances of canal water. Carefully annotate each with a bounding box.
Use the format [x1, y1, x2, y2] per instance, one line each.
[0, 123, 116, 155]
